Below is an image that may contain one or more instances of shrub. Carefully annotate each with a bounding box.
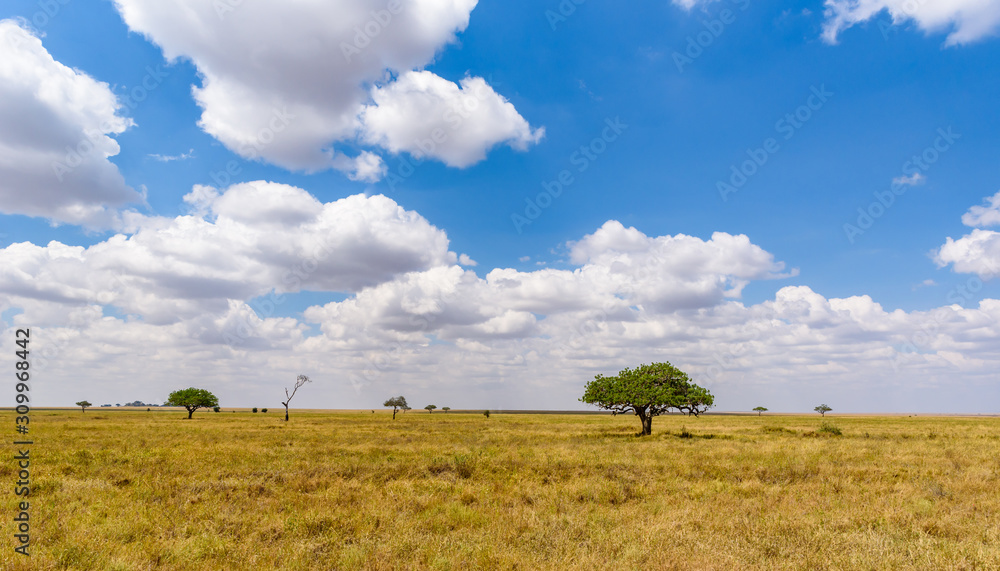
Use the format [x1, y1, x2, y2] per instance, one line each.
[678, 426, 693, 439]
[213, 406, 220, 413]
[262, 408, 267, 413]
[252, 407, 258, 413]
[817, 422, 843, 436]
[761, 425, 797, 435]
[483, 410, 490, 418]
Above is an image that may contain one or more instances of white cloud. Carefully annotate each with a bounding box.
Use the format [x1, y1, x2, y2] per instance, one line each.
[149, 148, 194, 162]
[303, 221, 795, 347]
[0, 182, 455, 325]
[934, 192, 1000, 280]
[892, 172, 925, 186]
[822, 0, 1000, 46]
[934, 229, 1000, 280]
[111, 0, 541, 179]
[670, 0, 705, 9]
[961, 190, 1000, 228]
[361, 71, 544, 168]
[0, 20, 141, 228]
[4, 205, 1000, 412]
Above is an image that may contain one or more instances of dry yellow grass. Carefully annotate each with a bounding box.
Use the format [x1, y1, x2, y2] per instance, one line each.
[2, 410, 999, 569]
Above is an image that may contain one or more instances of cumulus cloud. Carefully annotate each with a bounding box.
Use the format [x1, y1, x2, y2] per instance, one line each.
[0, 20, 141, 227]
[961, 190, 1000, 228]
[4, 208, 1000, 411]
[304, 221, 794, 347]
[0, 182, 454, 325]
[111, 0, 542, 179]
[892, 172, 925, 187]
[822, 0, 1000, 46]
[934, 191, 1000, 280]
[934, 229, 1000, 280]
[361, 71, 544, 167]
[673, 0, 1000, 46]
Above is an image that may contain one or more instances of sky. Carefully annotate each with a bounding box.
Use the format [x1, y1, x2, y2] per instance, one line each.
[1, 0, 999, 413]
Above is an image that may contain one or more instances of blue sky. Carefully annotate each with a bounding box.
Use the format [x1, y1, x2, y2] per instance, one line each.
[1, 0, 999, 412]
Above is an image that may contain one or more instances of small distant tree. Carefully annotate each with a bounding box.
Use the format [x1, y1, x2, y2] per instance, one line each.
[252, 407, 258, 413]
[753, 406, 768, 416]
[815, 404, 832, 417]
[425, 404, 437, 413]
[384, 396, 408, 420]
[164, 388, 219, 419]
[75, 401, 92, 413]
[281, 374, 312, 422]
[213, 406, 220, 413]
[262, 408, 267, 413]
[442, 407, 451, 413]
[580, 362, 714, 436]
[483, 410, 490, 418]
[402, 405, 411, 414]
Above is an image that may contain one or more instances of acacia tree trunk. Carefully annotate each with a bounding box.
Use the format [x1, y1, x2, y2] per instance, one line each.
[186, 407, 194, 419]
[285, 406, 289, 422]
[634, 406, 652, 436]
[392, 407, 397, 420]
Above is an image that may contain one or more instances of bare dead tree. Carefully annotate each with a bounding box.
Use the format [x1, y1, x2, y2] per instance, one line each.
[281, 374, 312, 422]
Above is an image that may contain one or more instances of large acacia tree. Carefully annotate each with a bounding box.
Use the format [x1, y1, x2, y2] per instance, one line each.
[165, 388, 219, 419]
[580, 362, 714, 436]
[384, 396, 407, 420]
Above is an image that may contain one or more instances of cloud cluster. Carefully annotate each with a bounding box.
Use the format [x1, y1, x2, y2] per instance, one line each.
[934, 191, 1000, 280]
[0, 182, 454, 325]
[0, 20, 141, 227]
[822, 0, 1000, 45]
[673, 0, 1000, 46]
[302, 221, 792, 347]
[6, 187, 998, 412]
[361, 71, 545, 168]
[111, 0, 542, 179]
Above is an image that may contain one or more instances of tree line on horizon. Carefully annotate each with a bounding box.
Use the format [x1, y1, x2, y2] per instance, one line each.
[73, 366, 838, 433]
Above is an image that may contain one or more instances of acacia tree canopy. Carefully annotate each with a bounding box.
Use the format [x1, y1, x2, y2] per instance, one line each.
[165, 388, 219, 419]
[580, 362, 714, 435]
[384, 396, 408, 420]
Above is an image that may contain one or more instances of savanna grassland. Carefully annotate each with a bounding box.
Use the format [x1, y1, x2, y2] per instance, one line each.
[2, 409, 999, 570]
